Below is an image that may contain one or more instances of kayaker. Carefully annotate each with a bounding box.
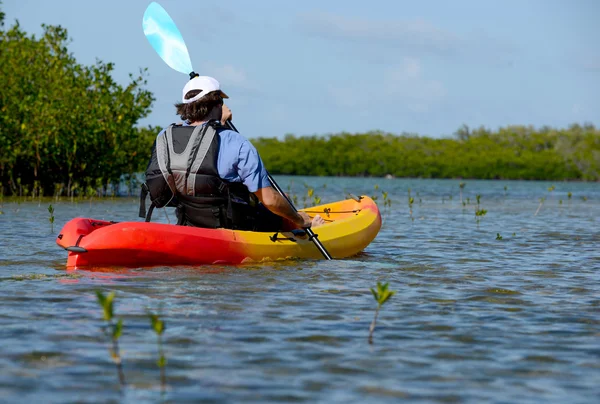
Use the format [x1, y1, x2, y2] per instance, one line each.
[140, 74, 324, 231]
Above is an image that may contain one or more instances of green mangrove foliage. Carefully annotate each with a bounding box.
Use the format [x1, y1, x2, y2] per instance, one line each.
[475, 194, 487, 226]
[535, 185, 556, 216]
[253, 125, 600, 180]
[0, 17, 157, 196]
[368, 282, 395, 344]
[147, 310, 167, 390]
[96, 291, 126, 387]
[47, 204, 55, 233]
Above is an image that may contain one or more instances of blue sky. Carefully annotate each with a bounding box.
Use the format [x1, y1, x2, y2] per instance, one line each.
[4, 0, 599, 139]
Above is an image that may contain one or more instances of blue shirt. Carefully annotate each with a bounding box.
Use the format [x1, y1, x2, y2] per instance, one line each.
[158, 123, 269, 193]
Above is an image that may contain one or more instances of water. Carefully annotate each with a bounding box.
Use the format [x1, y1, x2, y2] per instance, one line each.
[1, 177, 599, 403]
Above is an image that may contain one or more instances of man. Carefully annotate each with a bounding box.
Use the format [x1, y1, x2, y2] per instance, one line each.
[140, 74, 324, 231]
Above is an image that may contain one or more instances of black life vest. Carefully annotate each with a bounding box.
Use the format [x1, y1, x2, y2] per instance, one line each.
[139, 121, 259, 230]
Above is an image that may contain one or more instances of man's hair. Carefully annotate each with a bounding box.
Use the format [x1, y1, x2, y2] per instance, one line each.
[175, 90, 223, 122]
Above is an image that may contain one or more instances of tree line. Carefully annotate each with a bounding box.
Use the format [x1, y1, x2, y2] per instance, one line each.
[254, 124, 599, 181]
[0, 7, 157, 197]
[1, 9, 598, 199]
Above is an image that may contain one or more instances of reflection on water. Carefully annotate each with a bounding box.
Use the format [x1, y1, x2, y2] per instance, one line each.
[1, 177, 599, 402]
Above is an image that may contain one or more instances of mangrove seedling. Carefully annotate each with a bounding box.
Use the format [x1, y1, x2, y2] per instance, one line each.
[567, 192, 572, 200]
[96, 291, 126, 386]
[382, 191, 392, 208]
[535, 185, 556, 216]
[496, 233, 503, 240]
[503, 185, 508, 197]
[48, 204, 55, 233]
[148, 310, 167, 390]
[475, 208, 487, 226]
[475, 195, 487, 226]
[534, 196, 546, 216]
[459, 182, 466, 203]
[368, 282, 395, 344]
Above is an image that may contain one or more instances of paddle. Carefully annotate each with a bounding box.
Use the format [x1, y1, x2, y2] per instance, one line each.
[142, 2, 333, 260]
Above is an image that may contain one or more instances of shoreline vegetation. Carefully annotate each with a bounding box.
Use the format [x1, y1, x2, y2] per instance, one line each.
[1, 14, 599, 198]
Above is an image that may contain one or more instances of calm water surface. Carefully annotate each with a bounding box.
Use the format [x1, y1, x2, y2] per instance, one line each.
[0, 177, 599, 403]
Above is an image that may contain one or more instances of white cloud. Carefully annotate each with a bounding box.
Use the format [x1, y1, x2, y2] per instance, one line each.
[298, 11, 461, 56]
[297, 11, 518, 66]
[386, 57, 421, 81]
[327, 57, 446, 113]
[384, 58, 446, 107]
[198, 62, 256, 90]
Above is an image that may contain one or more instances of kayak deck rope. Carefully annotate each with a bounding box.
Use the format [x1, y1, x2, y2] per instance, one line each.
[304, 208, 361, 219]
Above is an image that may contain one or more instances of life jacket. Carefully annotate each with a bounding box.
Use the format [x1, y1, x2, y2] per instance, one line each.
[139, 121, 259, 230]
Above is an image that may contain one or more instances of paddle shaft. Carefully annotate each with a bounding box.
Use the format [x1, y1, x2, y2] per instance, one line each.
[225, 120, 332, 260]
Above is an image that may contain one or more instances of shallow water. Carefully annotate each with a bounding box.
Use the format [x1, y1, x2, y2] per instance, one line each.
[1, 177, 599, 403]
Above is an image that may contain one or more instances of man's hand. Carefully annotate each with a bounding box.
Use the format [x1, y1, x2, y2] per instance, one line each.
[298, 212, 326, 228]
[254, 187, 328, 228]
[221, 104, 232, 125]
[297, 212, 312, 228]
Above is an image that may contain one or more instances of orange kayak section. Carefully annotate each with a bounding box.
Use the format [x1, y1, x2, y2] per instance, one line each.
[56, 196, 381, 268]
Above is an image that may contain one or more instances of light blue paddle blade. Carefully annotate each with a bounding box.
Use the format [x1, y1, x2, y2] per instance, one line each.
[142, 2, 193, 75]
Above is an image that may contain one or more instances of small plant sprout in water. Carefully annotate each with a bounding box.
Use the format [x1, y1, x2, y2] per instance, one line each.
[407, 189, 414, 221]
[371, 184, 381, 204]
[568, 192, 572, 200]
[474, 194, 487, 226]
[504, 185, 508, 197]
[535, 196, 546, 216]
[496, 233, 503, 240]
[368, 282, 395, 344]
[96, 291, 126, 387]
[535, 185, 555, 216]
[48, 204, 55, 233]
[381, 191, 392, 208]
[148, 310, 167, 391]
[459, 182, 466, 203]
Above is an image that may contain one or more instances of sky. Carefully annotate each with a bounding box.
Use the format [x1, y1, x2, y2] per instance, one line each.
[3, 0, 599, 139]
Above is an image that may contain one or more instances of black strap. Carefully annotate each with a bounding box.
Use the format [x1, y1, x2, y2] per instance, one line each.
[174, 205, 183, 226]
[139, 183, 149, 218]
[145, 203, 155, 222]
[270, 232, 297, 242]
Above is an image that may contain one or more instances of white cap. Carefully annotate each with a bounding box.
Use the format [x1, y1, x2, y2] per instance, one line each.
[181, 76, 229, 104]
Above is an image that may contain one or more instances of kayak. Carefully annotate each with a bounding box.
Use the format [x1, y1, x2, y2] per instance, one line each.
[56, 196, 381, 268]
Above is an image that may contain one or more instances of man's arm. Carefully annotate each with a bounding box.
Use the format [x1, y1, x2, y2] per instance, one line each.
[254, 186, 313, 228]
